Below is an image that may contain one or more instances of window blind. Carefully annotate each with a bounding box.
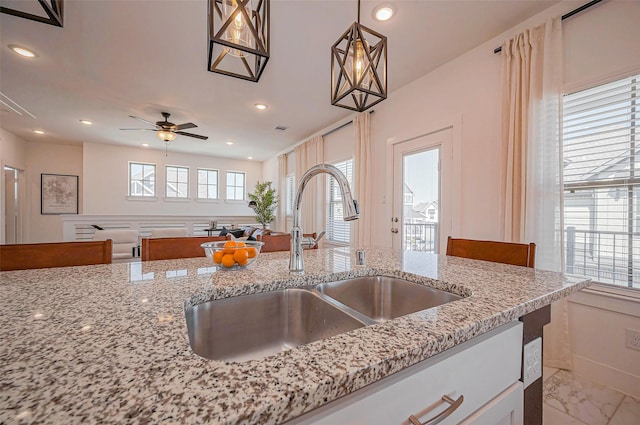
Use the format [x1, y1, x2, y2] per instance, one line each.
[562, 74, 639, 289]
[326, 159, 353, 244]
[285, 175, 295, 216]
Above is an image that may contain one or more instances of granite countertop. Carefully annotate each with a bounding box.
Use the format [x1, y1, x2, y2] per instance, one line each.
[0, 247, 591, 424]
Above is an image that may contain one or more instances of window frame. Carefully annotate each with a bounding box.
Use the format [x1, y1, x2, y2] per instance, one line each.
[561, 73, 640, 290]
[128, 161, 156, 197]
[165, 165, 190, 199]
[226, 170, 246, 201]
[197, 168, 219, 200]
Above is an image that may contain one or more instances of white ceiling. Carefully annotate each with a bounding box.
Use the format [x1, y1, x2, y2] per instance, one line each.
[0, 0, 560, 161]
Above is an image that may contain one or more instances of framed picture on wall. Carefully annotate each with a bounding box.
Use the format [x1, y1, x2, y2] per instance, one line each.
[41, 173, 79, 215]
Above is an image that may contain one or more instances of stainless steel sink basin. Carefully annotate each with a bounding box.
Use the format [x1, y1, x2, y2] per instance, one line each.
[315, 276, 463, 321]
[185, 288, 367, 362]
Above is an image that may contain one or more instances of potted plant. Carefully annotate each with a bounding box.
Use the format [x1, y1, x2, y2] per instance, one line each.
[248, 181, 278, 229]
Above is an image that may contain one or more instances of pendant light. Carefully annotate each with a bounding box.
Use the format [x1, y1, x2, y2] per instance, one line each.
[208, 0, 270, 82]
[331, 0, 387, 112]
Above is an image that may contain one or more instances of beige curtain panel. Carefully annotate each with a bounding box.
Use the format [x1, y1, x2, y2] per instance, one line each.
[294, 136, 325, 234]
[500, 17, 571, 370]
[354, 112, 373, 248]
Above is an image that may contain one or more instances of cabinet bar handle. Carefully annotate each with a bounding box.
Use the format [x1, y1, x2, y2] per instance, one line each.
[408, 395, 464, 425]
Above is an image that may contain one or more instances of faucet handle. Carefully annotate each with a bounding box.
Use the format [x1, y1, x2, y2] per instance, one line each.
[301, 230, 325, 249]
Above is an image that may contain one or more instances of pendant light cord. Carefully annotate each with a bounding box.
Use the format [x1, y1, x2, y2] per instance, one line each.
[357, 0, 360, 23]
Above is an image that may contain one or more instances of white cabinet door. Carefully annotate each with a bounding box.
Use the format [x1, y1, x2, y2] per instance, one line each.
[287, 322, 522, 425]
[460, 382, 523, 425]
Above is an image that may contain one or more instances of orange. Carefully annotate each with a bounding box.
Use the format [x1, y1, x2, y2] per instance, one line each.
[221, 253, 236, 268]
[223, 240, 237, 254]
[212, 250, 225, 264]
[234, 248, 249, 266]
[235, 241, 245, 247]
[246, 247, 257, 258]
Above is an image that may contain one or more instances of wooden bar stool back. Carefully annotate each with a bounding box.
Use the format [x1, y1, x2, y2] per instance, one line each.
[446, 236, 536, 268]
[141, 236, 228, 261]
[0, 240, 113, 271]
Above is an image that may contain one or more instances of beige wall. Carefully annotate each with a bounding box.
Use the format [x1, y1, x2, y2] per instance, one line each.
[568, 289, 640, 398]
[82, 142, 262, 216]
[25, 141, 83, 243]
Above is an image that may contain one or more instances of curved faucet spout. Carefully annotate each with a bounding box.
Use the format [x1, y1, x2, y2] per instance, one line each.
[290, 164, 359, 273]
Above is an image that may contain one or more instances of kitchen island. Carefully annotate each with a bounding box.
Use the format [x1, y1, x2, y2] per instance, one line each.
[0, 247, 590, 424]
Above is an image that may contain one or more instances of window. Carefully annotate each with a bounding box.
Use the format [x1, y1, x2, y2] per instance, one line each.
[226, 171, 245, 200]
[326, 159, 354, 245]
[562, 74, 639, 289]
[285, 174, 295, 216]
[129, 162, 155, 197]
[198, 168, 219, 199]
[165, 165, 189, 198]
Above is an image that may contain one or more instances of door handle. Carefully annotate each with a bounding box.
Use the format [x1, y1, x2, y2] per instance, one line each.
[391, 228, 398, 234]
[408, 395, 464, 425]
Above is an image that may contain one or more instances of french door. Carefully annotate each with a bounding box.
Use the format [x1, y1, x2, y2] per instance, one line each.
[392, 129, 452, 253]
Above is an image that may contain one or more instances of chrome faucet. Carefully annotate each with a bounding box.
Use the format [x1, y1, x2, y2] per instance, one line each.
[290, 164, 359, 273]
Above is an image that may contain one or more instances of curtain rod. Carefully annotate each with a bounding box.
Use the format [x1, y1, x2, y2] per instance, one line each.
[493, 0, 604, 54]
[281, 110, 375, 156]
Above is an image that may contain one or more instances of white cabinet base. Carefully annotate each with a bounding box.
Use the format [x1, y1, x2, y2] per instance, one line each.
[460, 382, 523, 425]
[287, 322, 523, 425]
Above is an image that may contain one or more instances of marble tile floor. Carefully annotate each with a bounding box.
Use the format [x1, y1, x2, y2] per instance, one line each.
[543, 366, 640, 425]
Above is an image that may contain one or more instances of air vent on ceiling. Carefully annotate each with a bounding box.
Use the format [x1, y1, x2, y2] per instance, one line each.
[274, 125, 288, 131]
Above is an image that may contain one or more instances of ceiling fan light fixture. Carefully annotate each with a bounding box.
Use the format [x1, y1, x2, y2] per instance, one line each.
[157, 130, 176, 142]
[208, 0, 270, 82]
[331, 0, 387, 112]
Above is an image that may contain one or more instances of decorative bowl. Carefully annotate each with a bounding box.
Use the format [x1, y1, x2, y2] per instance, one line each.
[201, 240, 264, 270]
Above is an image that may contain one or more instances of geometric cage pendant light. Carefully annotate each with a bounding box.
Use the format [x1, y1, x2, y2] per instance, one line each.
[208, 0, 270, 82]
[331, 0, 387, 112]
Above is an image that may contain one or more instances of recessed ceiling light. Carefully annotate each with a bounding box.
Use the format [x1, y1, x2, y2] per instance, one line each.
[33, 129, 45, 135]
[9, 45, 37, 58]
[254, 104, 267, 110]
[373, 4, 395, 21]
[248, 156, 253, 160]
[226, 141, 234, 145]
[79, 119, 93, 125]
[141, 143, 150, 147]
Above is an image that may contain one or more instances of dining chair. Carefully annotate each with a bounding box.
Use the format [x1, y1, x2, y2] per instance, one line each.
[141, 236, 227, 261]
[445, 236, 536, 268]
[0, 240, 113, 271]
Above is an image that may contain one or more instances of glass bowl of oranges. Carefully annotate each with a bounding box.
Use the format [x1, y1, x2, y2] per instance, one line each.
[201, 240, 264, 270]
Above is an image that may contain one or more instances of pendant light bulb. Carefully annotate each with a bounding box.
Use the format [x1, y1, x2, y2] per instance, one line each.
[223, 0, 251, 57]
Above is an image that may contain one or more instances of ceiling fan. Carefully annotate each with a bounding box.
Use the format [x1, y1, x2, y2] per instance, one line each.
[120, 112, 208, 142]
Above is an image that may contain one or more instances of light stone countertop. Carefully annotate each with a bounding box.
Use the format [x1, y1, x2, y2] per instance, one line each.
[0, 247, 591, 424]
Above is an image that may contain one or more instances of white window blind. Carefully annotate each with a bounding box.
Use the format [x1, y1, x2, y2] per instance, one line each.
[562, 73, 639, 289]
[166, 165, 189, 198]
[285, 175, 295, 216]
[129, 162, 155, 197]
[326, 159, 353, 244]
[198, 168, 218, 199]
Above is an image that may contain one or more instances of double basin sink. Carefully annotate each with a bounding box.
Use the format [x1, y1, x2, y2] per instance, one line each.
[185, 276, 463, 362]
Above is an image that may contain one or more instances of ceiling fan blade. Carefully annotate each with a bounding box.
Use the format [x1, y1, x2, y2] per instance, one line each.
[129, 115, 159, 128]
[176, 122, 197, 131]
[176, 131, 208, 140]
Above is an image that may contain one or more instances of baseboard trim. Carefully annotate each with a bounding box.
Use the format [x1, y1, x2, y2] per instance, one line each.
[572, 355, 640, 398]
